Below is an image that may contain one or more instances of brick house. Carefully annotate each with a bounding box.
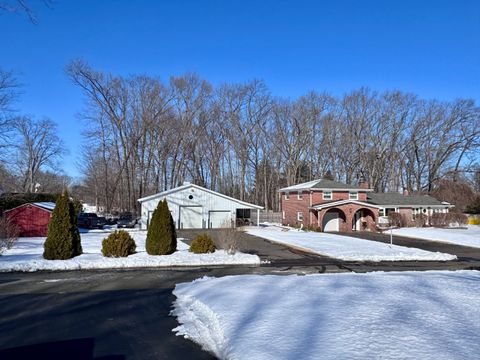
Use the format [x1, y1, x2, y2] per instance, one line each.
[280, 179, 380, 232]
[280, 179, 452, 232]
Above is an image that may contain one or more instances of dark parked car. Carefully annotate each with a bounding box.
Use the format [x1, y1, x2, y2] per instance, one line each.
[77, 213, 104, 229]
[117, 213, 137, 228]
[97, 216, 107, 228]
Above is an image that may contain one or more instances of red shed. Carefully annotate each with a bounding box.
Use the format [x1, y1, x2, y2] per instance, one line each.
[5, 202, 55, 237]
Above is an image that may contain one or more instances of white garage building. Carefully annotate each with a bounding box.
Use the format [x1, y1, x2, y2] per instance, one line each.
[138, 182, 263, 230]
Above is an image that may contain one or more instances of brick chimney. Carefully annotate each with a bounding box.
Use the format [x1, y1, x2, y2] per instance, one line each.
[403, 188, 409, 196]
[358, 176, 370, 189]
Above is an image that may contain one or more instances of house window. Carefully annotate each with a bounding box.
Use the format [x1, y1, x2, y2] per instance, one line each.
[297, 192, 303, 200]
[349, 191, 358, 200]
[323, 191, 332, 200]
[379, 208, 385, 217]
[285, 192, 290, 200]
[297, 212, 303, 221]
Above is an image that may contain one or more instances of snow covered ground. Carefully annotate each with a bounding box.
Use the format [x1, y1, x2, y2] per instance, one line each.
[247, 226, 456, 261]
[0, 229, 260, 272]
[172, 271, 480, 360]
[391, 226, 480, 248]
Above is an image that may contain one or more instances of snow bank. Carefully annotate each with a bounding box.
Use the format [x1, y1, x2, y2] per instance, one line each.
[247, 226, 456, 261]
[0, 229, 260, 272]
[172, 271, 480, 360]
[391, 226, 480, 248]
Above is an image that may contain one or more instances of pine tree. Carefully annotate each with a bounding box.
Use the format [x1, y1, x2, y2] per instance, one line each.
[146, 199, 177, 255]
[43, 189, 83, 260]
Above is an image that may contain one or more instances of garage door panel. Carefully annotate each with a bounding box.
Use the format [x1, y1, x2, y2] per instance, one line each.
[180, 206, 203, 229]
[323, 212, 339, 232]
[209, 211, 231, 228]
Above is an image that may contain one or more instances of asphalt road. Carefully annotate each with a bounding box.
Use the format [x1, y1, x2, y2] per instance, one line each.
[1, 229, 479, 359]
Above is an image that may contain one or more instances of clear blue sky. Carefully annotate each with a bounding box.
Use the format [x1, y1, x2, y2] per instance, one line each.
[1, 0, 479, 179]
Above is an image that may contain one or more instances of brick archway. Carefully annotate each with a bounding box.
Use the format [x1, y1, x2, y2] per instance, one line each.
[315, 202, 380, 232]
[352, 208, 376, 231]
[319, 208, 347, 232]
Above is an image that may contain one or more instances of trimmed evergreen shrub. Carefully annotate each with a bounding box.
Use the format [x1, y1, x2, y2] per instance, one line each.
[146, 199, 177, 255]
[43, 190, 82, 260]
[102, 230, 136, 257]
[190, 233, 215, 254]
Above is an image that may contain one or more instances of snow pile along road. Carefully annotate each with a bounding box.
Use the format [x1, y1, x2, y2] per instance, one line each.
[247, 226, 456, 261]
[0, 229, 260, 272]
[391, 226, 480, 248]
[172, 271, 480, 360]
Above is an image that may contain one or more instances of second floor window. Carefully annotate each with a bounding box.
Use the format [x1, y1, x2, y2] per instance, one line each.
[297, 192, 303, 200]
[349, 191, 358, 200]
[323, 191, 332, 200]
[285, 192, 290, 200]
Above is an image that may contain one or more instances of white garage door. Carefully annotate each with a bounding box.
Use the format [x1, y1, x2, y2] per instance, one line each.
[323, 212, 339, 232]
[180, 206, 203, 229]
[209, 211, 231, 228]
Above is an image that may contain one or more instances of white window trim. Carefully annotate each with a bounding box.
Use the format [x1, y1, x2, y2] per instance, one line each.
[323, 191, 332, 200]
[297, 211, 303, 221]
[349, 191, 358, 200]
[297, 192, 303, 200]
[285, 192, 289, 200]
[282, 211, 285, 219]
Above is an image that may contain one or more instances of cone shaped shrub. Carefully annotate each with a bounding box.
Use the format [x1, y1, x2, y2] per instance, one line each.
[146, 199, 177, 255]
[43, 190, 83, 260]
[102, 230, 136, 257]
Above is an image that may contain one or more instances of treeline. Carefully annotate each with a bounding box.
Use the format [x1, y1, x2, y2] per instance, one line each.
[66, 60, 480, 214]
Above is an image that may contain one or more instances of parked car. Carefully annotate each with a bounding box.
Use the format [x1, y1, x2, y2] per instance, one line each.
[117, 213, 137, 228]
[105, 213, 120, 225]
[77, 213, 104, 229]
[97, 216, 107, 228]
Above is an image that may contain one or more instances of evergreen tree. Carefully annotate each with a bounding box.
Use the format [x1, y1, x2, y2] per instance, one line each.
[146, 199, 177, 255]
[43, 190, 82, 260]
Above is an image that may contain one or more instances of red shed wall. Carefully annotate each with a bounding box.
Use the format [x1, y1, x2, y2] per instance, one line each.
[6, 205, 52, 237]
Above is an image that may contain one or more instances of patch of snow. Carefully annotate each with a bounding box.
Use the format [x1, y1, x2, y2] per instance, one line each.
[172, 271, 480, 360]
[246, 226, 456, 261]
[33, 202, 56, 211]
[391, 226, 480, 248]
[0, 229, 260, 272]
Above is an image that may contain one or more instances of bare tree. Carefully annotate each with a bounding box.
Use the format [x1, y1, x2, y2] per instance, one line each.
[11, 116, 65, 193]
[0, 0, 53, 23]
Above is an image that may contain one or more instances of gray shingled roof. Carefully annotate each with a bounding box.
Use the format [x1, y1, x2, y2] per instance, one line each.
[280, 179, 369, 192]
[367, 193, 447, 206]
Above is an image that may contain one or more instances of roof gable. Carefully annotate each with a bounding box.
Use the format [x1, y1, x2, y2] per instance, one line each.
[138, 183, 263, 209]
[280, 179, 372, 192]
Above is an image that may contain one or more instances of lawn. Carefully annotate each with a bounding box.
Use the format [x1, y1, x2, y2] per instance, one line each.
[0, 228, 260, 272]
[391, 226, 480, 248]
[172, 271, 480, 360]
[247, 225, 456, 261]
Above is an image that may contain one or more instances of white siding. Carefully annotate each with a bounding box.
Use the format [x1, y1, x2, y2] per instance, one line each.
[140, 185, 259, 229]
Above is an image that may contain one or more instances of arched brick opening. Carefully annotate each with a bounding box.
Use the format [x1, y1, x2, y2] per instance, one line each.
[352, 208, 376, 231]
[321, 208, 347, 232]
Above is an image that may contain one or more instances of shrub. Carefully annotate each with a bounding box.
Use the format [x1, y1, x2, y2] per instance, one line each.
[468, 217, 480, 225]
[215, 226, 241, 254]
[431, 213, 448, 227]
[102, 230, 136, 257]
[388, 212, 403, 227]
[190, 233, 215, 254]
[413, 213, 428, 227]
[0, 217, 19, 255]
[447, 212, 468, 226]
[146, 199, 177, 255]
[43, 190, 82, 260]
